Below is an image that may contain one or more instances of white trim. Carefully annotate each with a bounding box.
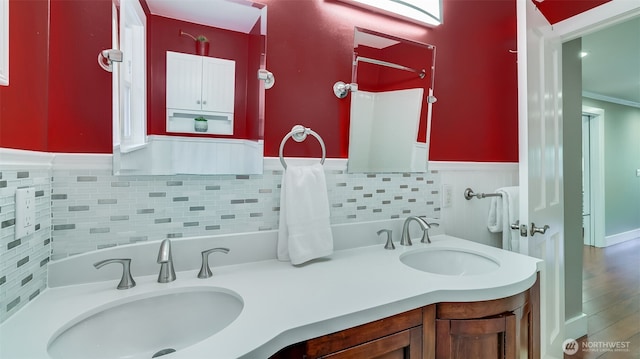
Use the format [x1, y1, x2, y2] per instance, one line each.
[582, 105, 606, 248]
[429, 161, 519, 172]
[605, 228, 640, 247]
[583, 91, 640, 109]
[52, 153, 113, 171]
[565, 313, 588, 341]
[0, 0, 8, 86]
[553, 0, 640, 41]
[264, 158, 519, 173]
[263, 157, 347, 171]
[0, 148, 54, 168]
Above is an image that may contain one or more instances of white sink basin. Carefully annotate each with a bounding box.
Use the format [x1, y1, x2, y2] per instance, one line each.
[400, 248, 499, 276]
[47, 287, 243, 359]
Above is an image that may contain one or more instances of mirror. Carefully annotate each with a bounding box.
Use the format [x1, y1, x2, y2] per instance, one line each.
[347, 27, 435, 173]
[113, 0, 267, 175]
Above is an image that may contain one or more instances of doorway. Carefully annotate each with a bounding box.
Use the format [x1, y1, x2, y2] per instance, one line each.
[582, 113, 593, 246]
[581, 106, 605, 248]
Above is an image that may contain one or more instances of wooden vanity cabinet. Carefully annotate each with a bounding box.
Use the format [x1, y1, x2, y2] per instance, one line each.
[435, 276, 540, 359]
[270, 277, 539, 359]
[271, 306, 433, 359]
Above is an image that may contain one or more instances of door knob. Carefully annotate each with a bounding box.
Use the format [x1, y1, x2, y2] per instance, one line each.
[530, 223, 550, 236]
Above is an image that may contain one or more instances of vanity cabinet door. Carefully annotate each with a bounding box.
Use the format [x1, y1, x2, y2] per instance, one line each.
[317, 326, 422, 359]
[435, 313, 516, 359]
[270, 307, 427, 359]
[434, 275, 540, 359]
[305, 308, 423, 359]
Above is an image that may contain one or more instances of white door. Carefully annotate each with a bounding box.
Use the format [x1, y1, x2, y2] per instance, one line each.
[516, 1, 565, 358]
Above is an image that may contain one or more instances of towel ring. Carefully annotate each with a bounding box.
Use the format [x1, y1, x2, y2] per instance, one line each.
[279, 125, 326, 169]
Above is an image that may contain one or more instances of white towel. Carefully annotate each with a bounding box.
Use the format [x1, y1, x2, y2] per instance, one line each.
[277, 163, 334, 265]
[487, 186, 520, 252]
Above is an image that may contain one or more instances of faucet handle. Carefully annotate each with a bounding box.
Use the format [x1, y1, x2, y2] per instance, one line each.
[377, 229, 395, 250]
[420, 220, 440, 244]
[94, 258, 136, 290]
[198, 248, 230, 279]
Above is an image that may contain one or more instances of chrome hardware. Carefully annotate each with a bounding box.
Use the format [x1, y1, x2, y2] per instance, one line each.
[93, 258, 136, 290]
[279, 125, 326, 169]
[333, 81, 355, 99]
[464, 187, 502, 200]
[257, 69, 275, 89]
[377, 229, 395, 250]
[97, 49, 123, 72]
[530, 223, 550, 236]
[202, 100, 207, 105]
[198, 247, 230, 279]
[519, 223, 528, 237]
[196, 100, 201, 104]
[420, 218, 439, 244]
[400, 216, 433, 246]
[157, 239, 176, 283]
[510, 220, 520, 230]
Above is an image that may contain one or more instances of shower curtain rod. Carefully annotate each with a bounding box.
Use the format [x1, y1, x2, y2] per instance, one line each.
[355, 56, 426, 79]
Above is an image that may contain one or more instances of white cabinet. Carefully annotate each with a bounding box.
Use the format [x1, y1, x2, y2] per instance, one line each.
[166, 51, 235, 135]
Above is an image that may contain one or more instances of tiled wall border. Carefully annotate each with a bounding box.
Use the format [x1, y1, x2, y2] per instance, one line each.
[50, 156, 441, 259]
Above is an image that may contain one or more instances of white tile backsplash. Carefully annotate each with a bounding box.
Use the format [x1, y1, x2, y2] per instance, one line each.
[49, 165, 441, 260]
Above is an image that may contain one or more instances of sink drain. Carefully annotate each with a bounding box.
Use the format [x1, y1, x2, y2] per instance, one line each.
[152, 348, 176, 358]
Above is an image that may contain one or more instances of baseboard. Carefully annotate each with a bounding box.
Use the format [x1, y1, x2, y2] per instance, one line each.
[604, 228, 640, 247]
[565, 312, 588, 340]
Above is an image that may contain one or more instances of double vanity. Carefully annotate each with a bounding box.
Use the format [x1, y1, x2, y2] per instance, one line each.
[0, 219, 541, 359]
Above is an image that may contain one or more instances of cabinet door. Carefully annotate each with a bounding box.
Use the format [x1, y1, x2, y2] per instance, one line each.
[201, 57, 235, 113]
[166, 51, 203, 111]
[436, 313, 516, 359]
[320, 326, 422, 359]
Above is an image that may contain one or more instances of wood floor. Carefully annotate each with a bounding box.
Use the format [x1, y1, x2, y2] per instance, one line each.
[564, 238, 640, 359]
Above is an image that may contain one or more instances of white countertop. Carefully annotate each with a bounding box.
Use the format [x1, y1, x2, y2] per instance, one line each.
[0, 234, 541, 359]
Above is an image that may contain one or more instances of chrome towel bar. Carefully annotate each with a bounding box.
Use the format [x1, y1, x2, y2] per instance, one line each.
[464, 187, 503, 200]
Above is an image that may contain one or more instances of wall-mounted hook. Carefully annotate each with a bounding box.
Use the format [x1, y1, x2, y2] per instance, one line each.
[98, 49, 123, 73]
[333, 81, 356, 99]
[258, 69, 275, 89]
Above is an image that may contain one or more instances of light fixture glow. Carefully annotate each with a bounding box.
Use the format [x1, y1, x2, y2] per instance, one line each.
[580, 51, 589, 58]
[339, 0, 442, 27]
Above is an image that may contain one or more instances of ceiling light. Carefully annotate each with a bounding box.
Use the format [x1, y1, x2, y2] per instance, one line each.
[338, 0, 442, 27]
[580, 51, 589, 58]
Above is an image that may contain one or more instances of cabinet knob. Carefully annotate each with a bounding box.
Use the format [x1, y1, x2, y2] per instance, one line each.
[196, 100, 201, 105]
[202, 100, 207, 105]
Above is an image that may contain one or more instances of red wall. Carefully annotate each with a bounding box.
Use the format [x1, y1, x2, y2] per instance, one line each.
[47, 0, 112, 152]
[535, 0, 611, 25]
[0, 0, 609, 161]
[0, 0, 50, 151]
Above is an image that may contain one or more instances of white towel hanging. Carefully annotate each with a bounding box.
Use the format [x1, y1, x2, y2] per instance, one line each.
[277, 163, 334, 265]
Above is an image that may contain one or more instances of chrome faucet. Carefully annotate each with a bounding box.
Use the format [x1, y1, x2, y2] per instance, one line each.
[94, 258, 136, 290]
[157, 239, 176, 283]
[198, 247, 230, 279]
[400, 216, 437, 245]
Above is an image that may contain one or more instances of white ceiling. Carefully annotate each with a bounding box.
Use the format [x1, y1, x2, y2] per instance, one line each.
[145, 0, 264, 34]
[581, 17, 640, 105]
